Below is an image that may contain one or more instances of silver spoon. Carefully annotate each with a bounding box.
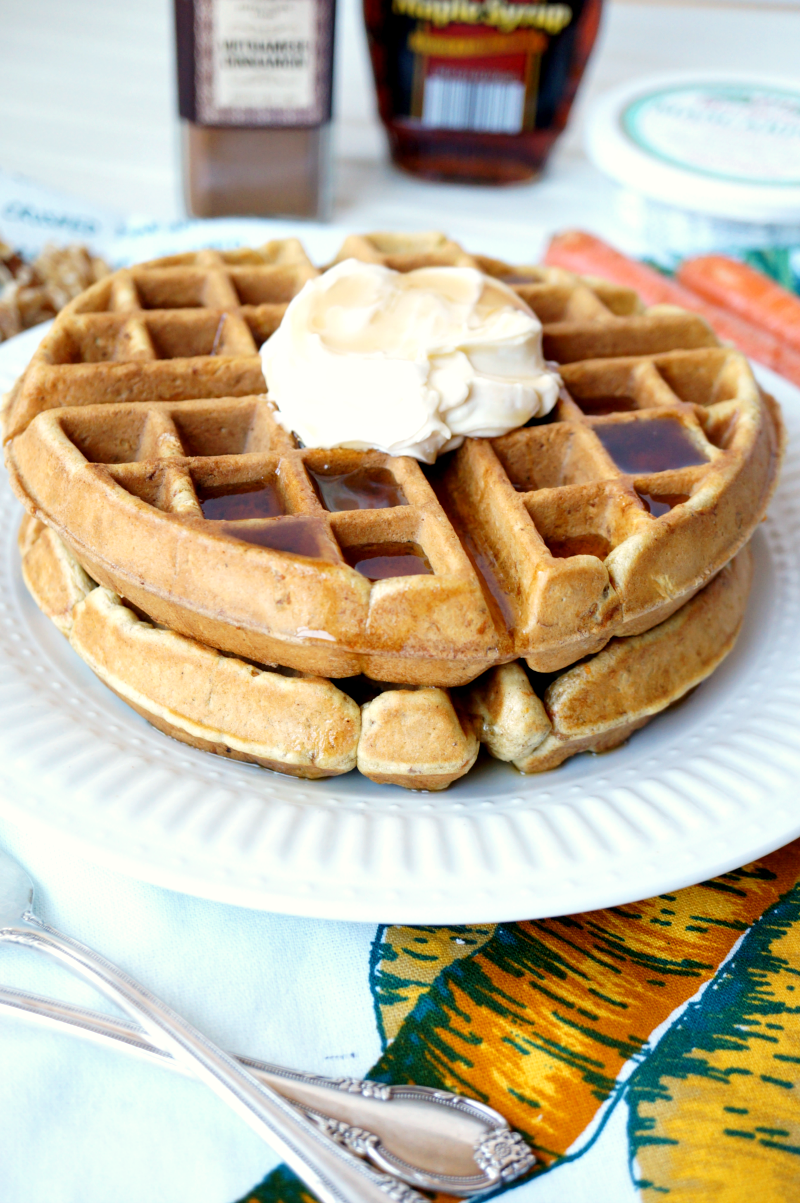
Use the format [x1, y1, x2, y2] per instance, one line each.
[0, 847, 536, 1197]
[0, 984, 534, 1193]
[0, 846, 428, 1203]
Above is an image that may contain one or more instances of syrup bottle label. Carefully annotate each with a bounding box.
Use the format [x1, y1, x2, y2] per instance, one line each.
[379, 0, 583, 135]
[175, 0, 335, 127]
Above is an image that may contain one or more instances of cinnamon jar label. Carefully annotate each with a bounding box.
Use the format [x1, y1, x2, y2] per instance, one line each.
[176, 0, 335, 127]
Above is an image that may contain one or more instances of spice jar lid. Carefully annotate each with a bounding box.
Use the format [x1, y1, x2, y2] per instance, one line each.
[585, 73, 800, 223]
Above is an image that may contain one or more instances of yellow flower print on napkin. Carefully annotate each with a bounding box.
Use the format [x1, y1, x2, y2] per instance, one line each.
[628, 872, 800, 1199]
[370, 843, 800, 1168]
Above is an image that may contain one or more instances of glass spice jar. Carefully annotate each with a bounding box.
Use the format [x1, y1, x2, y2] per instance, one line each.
[363, 0, 604, 185]
[174, 0, 336, 219]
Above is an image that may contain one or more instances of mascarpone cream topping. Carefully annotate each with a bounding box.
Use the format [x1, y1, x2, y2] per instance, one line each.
[261, 259, 561, 463]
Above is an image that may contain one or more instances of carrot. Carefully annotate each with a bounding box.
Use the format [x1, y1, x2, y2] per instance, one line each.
[544, 230, 800, 386]
[545, 230, 703, 308]
[678, 255, 800, 355]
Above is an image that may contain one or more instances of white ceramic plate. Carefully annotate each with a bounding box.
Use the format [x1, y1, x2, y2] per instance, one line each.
[2, 322, 799, 924]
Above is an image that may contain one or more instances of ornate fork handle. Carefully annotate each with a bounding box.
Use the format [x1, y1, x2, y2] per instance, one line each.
[0, 983, 537, 1194]
[0, 916, 427, 1203]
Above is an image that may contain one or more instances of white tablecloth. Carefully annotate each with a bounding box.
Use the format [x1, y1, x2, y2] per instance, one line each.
[0, 810, 645, 1203]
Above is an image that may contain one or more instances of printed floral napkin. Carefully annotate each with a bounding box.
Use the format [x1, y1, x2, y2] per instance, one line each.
[243, 842, 800, 1203]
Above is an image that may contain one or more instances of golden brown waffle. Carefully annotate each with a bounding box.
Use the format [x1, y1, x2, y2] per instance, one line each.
[357, 687, 478, 789]
[441, 345, 780, 669]
[333, 231, 479, 272]
[1, 231, 734, 441]
[6, 352, 780, 681]
[9, 397, 495, 684]
[20, 513, 362, 780]
[2, 241, 317, 440]
[4, 233, 783, 683]
[19, 514, 750, 788]
[19, 512, 95, 635]
[461, 546, 752, 772]
[19, 516, 477, 789]
[337, 231, 726, 362]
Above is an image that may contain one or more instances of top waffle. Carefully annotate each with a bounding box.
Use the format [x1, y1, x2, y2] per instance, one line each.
[4, 231, 729, 442]
[3, 233, 784, 685]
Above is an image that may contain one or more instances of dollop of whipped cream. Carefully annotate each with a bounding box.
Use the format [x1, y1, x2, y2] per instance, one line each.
[261, 259, 560, 463]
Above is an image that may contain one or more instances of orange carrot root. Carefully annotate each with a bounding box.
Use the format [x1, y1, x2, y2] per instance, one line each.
[678, 255, 800, 355]
[545, 230, 697, 307]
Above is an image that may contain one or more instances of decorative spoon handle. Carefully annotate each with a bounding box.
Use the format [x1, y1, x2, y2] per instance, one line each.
[1, 918, 426, 1203]
[0, 984, 532, 1193]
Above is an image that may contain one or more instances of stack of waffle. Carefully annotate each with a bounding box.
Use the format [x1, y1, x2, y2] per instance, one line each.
[3, 233, 783, 790]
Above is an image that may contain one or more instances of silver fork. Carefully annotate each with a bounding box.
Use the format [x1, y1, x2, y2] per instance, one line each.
[0, 984, 534, 1194]
[0, 847, 536, 1199]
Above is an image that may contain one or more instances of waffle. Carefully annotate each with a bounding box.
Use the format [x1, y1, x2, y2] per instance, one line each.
[357, 686, 478, 789]
[337, 232, 727, 363]
[333, 231, 479, 272]
[3, 233, 783, 684]
[2, 240, 317, 440]
[461, 546, 752, 772]
[0, 231, 750, 439]
[19, 514, 361, 779]
[440, 345, 780, 669]
[19, 516, 475, 788]
[19, 515, 750, 788]
[8, 396, 496, 684]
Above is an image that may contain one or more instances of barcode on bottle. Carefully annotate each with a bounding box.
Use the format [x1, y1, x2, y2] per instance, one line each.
[422, 73, 525, 134]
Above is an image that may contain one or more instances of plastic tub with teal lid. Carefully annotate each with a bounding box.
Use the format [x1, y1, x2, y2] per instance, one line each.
[585, 73, 800, 262]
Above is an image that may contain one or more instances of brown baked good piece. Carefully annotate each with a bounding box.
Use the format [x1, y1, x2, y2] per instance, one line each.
[461, 546, 752, 772]
[19, 515, 475, 789]
[0, 229, 764, 433]
[19, 514, 360, 780]
[9, 398, 495, 685]
[439, 345, 780, 671]
[20, 516, 751, 789]
[333, 231, 479, 272]
[19, 511, 95, 634]
[6, 347, 779, 683]
[337, 232, 728, 362]
[4, 234, 781, 685]
[357, 687, 478, 790]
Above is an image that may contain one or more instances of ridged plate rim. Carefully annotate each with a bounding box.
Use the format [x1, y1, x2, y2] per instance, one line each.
[1, 323, 799, 924]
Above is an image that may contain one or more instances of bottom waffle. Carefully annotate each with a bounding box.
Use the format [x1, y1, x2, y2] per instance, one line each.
[20, 515, 751, 790]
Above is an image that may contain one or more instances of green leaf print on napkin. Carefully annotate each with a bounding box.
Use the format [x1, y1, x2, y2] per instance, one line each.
[742, 247, 797, 294]
[368, 846, 800, 1169]
[236, 1164, 317, 1203]
[235, 841, 800, 1203]
[628, 876, 800, 1199]
[370, 923, 497, 1047]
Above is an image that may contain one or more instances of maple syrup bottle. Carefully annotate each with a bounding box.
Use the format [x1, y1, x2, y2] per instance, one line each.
[363, 0, 603, 184]
[175, 0, 336, 218]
